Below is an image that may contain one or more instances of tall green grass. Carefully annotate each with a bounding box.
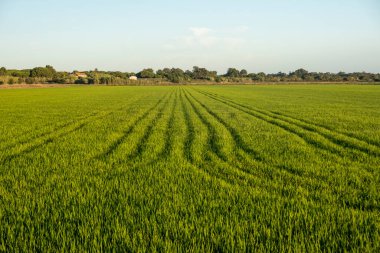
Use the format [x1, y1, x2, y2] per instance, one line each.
[0, 85, 379, 252]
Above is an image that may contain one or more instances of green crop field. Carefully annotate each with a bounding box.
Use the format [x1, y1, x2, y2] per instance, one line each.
[0, 85, 379, 252]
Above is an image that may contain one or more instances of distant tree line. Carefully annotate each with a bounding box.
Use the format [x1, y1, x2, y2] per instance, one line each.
[0, 66, 379, 85]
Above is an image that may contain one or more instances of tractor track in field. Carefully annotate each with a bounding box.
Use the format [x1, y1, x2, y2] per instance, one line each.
[155, 88, 178, 160]
[186, 88, 380, 208]
[184, 88, 380, 208]
[181, 89, 326, 197]
[187, 89, 373, 188]
[128, 88, 181, 167]
[185, 90, 264, 162]
[194, 89, 380, 159]
[182, 88, 275, 188]
[183, 90, 231, 163]
[269, 110, 380, 149]
[200, 89, 380, 154]
[95, 92, 172, 162]
[183, 89, 322, 183]
[184, 89, 264, 172]
[0, 112, 99, 152]
[125, 92, 174, 162]
[195, 90, 351, 158]
[0, 95, 147, 154]
[180, 89, 239, 188]
[0, 111, 114, 163]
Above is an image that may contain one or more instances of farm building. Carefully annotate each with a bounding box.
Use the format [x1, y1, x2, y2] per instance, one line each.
[72, 72, 88, 78]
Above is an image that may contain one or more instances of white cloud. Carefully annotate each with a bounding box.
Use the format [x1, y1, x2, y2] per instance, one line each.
[235, 25, 250, 33]
[190, 27, 212, 37]
[164, 26, 248, 50]
[185, 27, 218, 47]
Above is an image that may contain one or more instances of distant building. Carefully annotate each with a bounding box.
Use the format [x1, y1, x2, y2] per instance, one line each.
[129, 76, 138, 81]
[73, 72, 88, 78]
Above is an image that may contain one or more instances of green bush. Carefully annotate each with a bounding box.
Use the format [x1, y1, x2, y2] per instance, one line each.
[25, 77, 34, 84]
[75, 78, 89, 84]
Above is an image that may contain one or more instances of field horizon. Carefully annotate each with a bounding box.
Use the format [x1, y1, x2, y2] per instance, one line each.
[1, 81, 379, 90]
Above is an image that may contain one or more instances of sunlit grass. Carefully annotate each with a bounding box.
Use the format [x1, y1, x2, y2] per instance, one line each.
[0, 85, 379, 252]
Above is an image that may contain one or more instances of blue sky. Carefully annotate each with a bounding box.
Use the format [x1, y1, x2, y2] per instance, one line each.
[0, 0, 379, 73]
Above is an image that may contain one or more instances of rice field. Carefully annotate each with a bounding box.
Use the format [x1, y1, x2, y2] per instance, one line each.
[0, 85, 379, 252]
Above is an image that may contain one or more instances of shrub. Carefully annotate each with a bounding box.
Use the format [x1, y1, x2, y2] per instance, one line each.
[52, 78, 68, 84]
[75, 78, 88, 84]
[25, 77, 34, 84]
[215, 76, 223, 83]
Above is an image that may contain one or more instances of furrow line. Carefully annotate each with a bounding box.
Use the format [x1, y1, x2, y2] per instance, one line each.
[95, 92, 171, 161]
[185, 90, 264, 163]
[182, 88, 265, 183]
[184, 89, 314, 180]
[179, 89, 236, 188]
[182, 89, 311, 195]
[157, 88, 178, 160]
[184, 89, 264, 173]
[134, 88, 180, 167]
[183, 88, 335, 200]
[198, 89, 380, 157]
[0, 112, 99, 152]
[185, 88, 359, 192]
[0, 94, 146, 153]
[270, 110, 380, 149]
[182, 90, 230, 163]
[194, 89, 372, 160]
[0, 111, 113, 163]
[125, 91, 175, 162]
[180, 89, 197, 163]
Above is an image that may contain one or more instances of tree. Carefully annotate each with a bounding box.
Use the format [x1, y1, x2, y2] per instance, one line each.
[30, 65, 56, 78]
[137, 68, 155, 78]
[10, 69, 29, 78]
[0, 67, 6, 76]
[185, 70, 193, 78]
[99, 77, 110, 85]
[275, 72, 286, 77]
[156, 69, 164, 78]
[208, 71, 218, 79]
[240, 69, 248, 77]
[251, 72, 266, 81]
[52, 72, 71, 84]
[156, 68, 188, 83]
[292, 68, 309, 79]
[225, 68, 240, 77]
[109, 71, 128, 79]
[169, 68, 185, 83]
[192, 66, 213, 80]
